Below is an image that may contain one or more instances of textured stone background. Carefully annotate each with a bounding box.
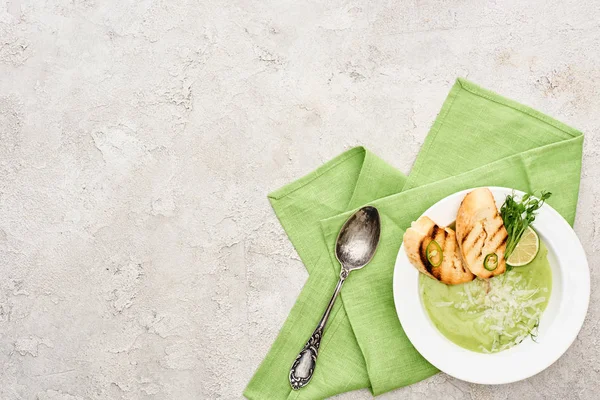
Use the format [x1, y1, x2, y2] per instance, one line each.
[1, 0, 599, 399]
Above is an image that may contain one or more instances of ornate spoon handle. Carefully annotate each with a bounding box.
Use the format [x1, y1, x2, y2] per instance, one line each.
[289, 269, 348, 390]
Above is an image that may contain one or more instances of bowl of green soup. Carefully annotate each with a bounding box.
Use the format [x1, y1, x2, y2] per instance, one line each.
[393, 187, 589, 384]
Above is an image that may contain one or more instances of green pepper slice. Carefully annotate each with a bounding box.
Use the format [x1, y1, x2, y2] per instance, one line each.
[484, 253, 499, 271]
[426, 240, 443, 267]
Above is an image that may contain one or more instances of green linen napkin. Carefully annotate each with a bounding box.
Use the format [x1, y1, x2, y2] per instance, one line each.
[244, 78, 583, 399]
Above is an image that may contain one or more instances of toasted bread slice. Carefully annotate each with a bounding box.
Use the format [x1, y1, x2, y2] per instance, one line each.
[455, 188, 508, 279]
[403, 216, 475, 285]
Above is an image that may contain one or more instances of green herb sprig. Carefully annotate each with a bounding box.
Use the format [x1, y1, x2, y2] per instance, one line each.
[529, 319, 540, 343]
[500, 191, 552, 258]
[516, 319, 540, 345]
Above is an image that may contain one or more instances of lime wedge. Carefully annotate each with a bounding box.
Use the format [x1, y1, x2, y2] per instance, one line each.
[506, 226, 540, 267]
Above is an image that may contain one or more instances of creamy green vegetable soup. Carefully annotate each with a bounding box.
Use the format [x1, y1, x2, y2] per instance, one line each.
[420, 240, 552, 353]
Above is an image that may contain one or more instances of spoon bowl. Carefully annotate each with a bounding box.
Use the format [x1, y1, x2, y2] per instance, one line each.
[335, 206, 381, 270]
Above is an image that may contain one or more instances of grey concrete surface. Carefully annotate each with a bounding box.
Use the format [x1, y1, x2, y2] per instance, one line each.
[1, 1, 599, 399]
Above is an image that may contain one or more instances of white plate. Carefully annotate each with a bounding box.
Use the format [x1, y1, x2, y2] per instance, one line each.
[393, 187, 590, 384]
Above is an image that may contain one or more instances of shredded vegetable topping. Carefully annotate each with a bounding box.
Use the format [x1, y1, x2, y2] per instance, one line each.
[433, 270, 547, 353]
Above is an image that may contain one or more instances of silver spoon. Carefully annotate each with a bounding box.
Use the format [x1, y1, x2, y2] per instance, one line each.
[289, 206, 381, 390]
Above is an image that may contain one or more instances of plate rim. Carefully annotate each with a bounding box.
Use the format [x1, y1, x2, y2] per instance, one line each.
[392, 186, 590, 384]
